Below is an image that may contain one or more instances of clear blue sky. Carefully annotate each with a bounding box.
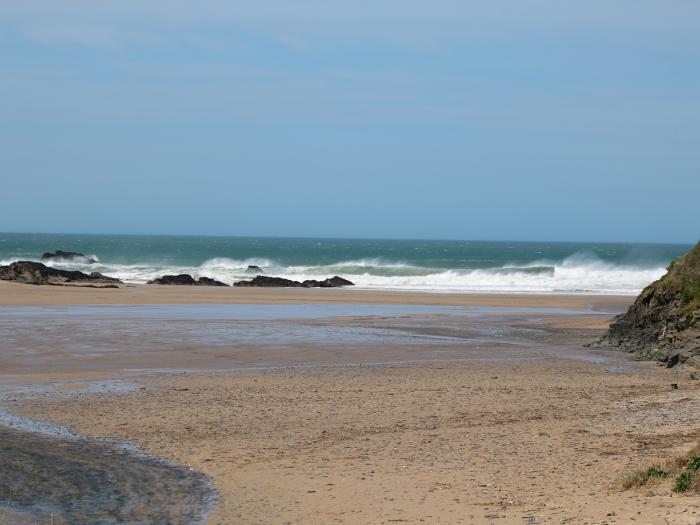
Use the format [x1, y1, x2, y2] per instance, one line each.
[1, 1, 698, 243]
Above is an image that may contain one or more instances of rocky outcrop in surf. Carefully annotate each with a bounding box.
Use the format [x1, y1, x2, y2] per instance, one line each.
[41, 250, 98, 264]
[147, 274, 228, 286]
[234, 276, 305, 288]
[197, 276, 228, 286]
[592, 240, 700, 367]
[302, 276, 355, 288]
[234, 275, 355, 288]
[0, 261, 121, 286]
[246, 265, 264, 274]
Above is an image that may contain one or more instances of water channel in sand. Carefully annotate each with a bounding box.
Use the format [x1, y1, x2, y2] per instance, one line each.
[0, 303, 622, 523]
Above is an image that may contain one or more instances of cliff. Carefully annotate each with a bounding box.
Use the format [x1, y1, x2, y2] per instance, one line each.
[594, 241, 700, 367]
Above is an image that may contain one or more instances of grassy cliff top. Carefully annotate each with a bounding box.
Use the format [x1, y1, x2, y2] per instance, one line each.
[651, 240, 700, 314]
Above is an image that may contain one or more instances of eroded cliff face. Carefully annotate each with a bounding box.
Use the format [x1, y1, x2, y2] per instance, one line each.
[594, 241, 700, 367]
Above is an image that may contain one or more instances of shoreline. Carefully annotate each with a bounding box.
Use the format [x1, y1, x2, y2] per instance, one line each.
[0, 280, 633, 310]
[0, 299, 619, 384]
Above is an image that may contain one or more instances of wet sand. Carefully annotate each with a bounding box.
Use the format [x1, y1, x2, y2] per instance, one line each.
[2, 285, 700, 523]
[8, 357, 700, 524]
[0, 280, 631, 310]
[0, 425, 214, 524]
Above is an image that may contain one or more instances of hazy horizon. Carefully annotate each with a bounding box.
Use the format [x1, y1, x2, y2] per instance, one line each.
[0, 230, 695, 246]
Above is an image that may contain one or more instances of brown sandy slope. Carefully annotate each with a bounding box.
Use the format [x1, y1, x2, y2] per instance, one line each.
[10, 359, 700, 525]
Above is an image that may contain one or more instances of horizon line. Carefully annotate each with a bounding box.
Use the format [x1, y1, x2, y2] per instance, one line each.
[0, 230, 695, 247]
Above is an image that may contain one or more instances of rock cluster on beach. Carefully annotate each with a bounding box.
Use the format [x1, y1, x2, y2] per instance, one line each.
[41, 250, 98, 264]
[593, 240, 700, 367]
[0, 261, 121, 286]
[0, 259, 354, 290]
[233, 275, 354, 288]
[146, 273, 354, 288]
[147, 274, 228, 286]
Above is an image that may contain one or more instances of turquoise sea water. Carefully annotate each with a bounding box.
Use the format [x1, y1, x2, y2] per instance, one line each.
[0, 233, 691, 294]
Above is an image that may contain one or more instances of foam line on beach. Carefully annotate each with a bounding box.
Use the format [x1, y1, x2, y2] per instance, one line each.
[1, 253, 668, 294]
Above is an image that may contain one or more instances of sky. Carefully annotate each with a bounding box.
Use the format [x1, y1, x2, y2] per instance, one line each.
[0, 1, 698, 243]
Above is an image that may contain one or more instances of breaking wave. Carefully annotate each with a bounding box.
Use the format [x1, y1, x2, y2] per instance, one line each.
[199, 257, 277, 269]
[0, 253, 668, 295]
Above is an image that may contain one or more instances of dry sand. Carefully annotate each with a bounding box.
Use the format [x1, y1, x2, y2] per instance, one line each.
[10, 360, 700, 525]
[2, 283, 700, 524]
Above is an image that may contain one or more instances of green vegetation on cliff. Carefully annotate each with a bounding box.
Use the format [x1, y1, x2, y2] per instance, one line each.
[620, 441, 700, 493]
[652, 241, 700, 315]
[595, 240, 699, 367]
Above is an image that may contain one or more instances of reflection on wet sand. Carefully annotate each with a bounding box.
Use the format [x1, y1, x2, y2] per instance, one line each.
[0, 302, 626, 523]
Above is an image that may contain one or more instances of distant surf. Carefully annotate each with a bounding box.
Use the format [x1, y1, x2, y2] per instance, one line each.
[30, 254, 668, 294]
[0, 234, 690, 295]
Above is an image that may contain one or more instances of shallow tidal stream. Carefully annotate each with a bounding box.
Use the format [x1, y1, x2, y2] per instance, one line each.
[0, 425, 215, 524]
[0, 302, 622, 523]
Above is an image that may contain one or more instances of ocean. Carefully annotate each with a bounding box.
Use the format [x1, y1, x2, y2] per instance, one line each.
[0, 233, 691, 295]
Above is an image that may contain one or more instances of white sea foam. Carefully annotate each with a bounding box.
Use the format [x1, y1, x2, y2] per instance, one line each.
[0, 254, 668, 294]
[43, 255, 100, 267]
[329, 258, 415, 269]
[199, 257, 277, 269]
[340, 263, 665, 294]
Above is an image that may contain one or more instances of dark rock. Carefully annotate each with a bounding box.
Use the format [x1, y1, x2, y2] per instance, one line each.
[147, 274, 228, 286]
[591, 240, 700, 368]
[0, 261, 121, 286]
[302, 279, 328, 288]
[246, 265, 264, 274]
[234, 276, 307, 288]
[235, 275, 354, 288]
[41, 250, 98, 264]
[196, 276, 228, 287]
[148, 274, 196, 285]
[687, 356, 700, 368]
[302, 276, 355, 288]
[324, 276, 355, 287]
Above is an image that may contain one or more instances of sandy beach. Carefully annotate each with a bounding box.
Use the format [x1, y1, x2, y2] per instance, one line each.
[3, 0, 697, 520]
[0, 280, 634, 309]
[2, 284, 699, 524]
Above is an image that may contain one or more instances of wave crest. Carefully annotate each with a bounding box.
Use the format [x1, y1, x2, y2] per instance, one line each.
[199, 257, 277, 269]
[0, 252, 668, 294]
